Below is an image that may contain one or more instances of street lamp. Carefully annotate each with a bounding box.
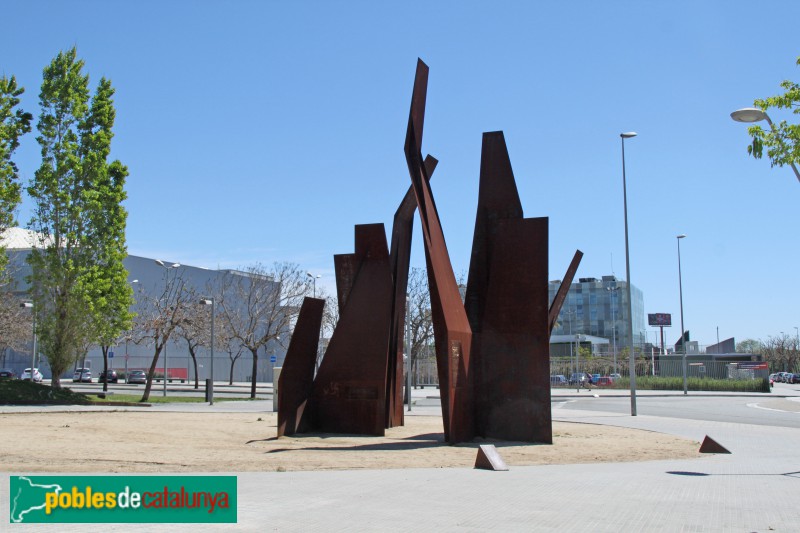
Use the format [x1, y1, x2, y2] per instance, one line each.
[124, 279, 138, 381]
[620, 131, 638, 416]
[677, 234, 688, 395]
[606, 286, 620, 375]
[730, 107, 800, 184]
[795, 327, 799, 353]
[199, 297, 215, 405]
[155, 260, 180, 397]
[20, 302, 36, 378]
[306, 272, 321, 297]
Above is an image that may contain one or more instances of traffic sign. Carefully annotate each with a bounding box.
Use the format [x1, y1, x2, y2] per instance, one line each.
[108, 351, 114, 358]
[269, 355, 277, 363]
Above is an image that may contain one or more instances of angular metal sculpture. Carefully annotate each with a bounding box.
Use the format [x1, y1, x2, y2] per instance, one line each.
[312, 224, 393, 436]
[548, 250, 584, 335]
[386, 155, 438, 429]
[699, 435, 731, 454]
[277, 297, 325, 437]
[474, 444, 509, 471]
[465, 131, 552, 443]
[333, 253, 357, 315]
[404, 58, 474, 444]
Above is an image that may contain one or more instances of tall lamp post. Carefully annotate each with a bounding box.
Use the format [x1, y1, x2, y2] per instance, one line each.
[620, 131, 638, 416]
[606, 286, 620, 376]
[795, 327, 799, 355]
[20, 302, 36, 377]
[125, 279, 138, 382]
[155, 260, 180, 397]
[199, 297, 215, 405]
[306, 272, 321, 297]
[730, 108, 800, 184]
[677, 234, 688, 395]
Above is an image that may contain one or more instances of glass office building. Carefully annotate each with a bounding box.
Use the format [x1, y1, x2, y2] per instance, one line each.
[549, 275, 646, 353]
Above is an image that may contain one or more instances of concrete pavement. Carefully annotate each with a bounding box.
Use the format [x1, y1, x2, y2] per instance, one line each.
[2, 385, 799, 531]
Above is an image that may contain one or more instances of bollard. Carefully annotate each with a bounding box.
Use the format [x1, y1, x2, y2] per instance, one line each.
[205, 378, 214, 404]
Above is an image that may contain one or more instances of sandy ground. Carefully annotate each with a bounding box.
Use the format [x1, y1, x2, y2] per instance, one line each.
[0, 411, 701, 473]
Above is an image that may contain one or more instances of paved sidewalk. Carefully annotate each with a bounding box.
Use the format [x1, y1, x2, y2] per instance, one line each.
[2, 387, 799, 531]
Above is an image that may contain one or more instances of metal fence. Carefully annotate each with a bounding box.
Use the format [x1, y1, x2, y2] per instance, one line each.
[408, 356, 769, 388]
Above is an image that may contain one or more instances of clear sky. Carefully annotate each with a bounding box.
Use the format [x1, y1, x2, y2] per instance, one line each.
[2, 1, 799, 347]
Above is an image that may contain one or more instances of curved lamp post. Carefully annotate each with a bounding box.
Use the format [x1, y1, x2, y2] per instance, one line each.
[621, 132, 638, 416]
[20, 302, 36, 378]
[677, 234, 688, 395]
[730, 107, 800, 184]
[306, 272, 321, 297]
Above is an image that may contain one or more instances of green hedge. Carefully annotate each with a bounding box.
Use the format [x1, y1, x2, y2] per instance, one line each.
[0, 379, 92, 405]
[611, 376, 770, 393]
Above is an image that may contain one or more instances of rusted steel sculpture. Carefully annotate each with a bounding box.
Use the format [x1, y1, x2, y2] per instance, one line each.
[548, 250, 584, 335]
[277, 297, 325, 437]
[312, 223, 393, 436]
[333, 253, 357, 315]
[465, 131, 552, 443]
[404, 59, 474, 444]
[386, 155, 438, 428]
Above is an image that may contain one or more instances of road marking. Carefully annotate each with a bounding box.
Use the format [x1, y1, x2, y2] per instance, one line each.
[747, 402, 800, 414]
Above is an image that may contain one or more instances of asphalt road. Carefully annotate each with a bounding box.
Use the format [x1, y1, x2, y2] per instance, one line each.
[557, 390, 800, 428]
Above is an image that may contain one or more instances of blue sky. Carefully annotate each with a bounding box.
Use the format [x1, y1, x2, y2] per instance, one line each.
[2, 1, 799, 346]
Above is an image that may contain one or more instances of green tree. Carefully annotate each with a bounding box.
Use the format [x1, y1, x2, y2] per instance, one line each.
[27, 48, 129, 388]
[736, 338, 762, 354]
[81, 77, 133, 392]
[742, 56, 800, 181]
[0, 75, 32, 274]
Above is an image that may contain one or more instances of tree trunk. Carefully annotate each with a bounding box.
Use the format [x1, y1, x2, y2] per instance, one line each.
[188, 349, 199, 389]
[229, 359, 235, 386]
[101, 346, 109, 392]
[250, 348, 258, 399]
[141, 344, 163, 402]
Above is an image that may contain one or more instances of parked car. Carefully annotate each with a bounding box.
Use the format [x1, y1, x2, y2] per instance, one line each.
[21, 368, 43, 382]
[609, 373, 622, 379]
[127, 370, 147, 384]
[72, 368, 92, 383]
[778, 372, 792, 383]
[591, 373, 601, 383]
[568, 372, 592, 387]
[550, 375, 567, 386]
[790, 373, 800, 384]
[596, 376, 615, 387]
[98, 370, 118, 383]
[0, 369, 16, 379]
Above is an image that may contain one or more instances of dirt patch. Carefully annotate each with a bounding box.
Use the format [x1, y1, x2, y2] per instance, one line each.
[0, 411, 700, 473]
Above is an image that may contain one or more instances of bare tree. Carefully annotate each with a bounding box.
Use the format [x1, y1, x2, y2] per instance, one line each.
[219, 319, 245, 385]
[217, 262, 309, 398]
[131, 268, 188, 401]
[406, 267, 434, 386]
[762, 333, 800, 373]
[175, 287, 211, 389]
[0, 292, 34, 366]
